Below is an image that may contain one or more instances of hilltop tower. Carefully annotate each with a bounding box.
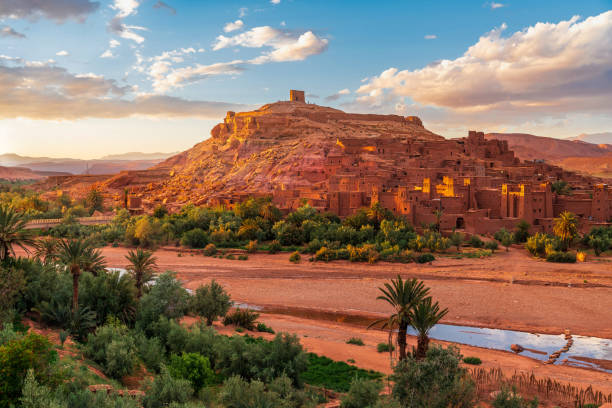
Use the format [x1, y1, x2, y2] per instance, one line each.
[289, 90, 305, 102]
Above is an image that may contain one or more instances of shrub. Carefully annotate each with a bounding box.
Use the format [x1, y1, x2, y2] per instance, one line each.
[226, 254, 235, 260]
[143, 366, 193, 408]
[391, 345, 475, 408]
[462, 356, 482, 365]
[302, 353, 383, 392]
[84, 322, 137, 379]
[415, 253, 435, 264]
[492, 387, 539, 408]
[202, 243, 217, 256]
[180, 228, 208, 249]
[525, 233, 554, 258]
[268, 240, 282, 254]
[514, 220, 530, 243]
[219, 376, 281, 408]
[341, 377, 383, 408]
[135, 333, 165, 373]
[346, 337, 365, 346]
[377, 342, 395, 353]
[485, 240, 498, 252]
[0, 332, 57, 407]
[256, 323, 275, 334]
[545, 251, 576, 263]
[468, 235, 484, 248]
[168, 352, 214, 391]
[588, 235, 609, 256]
[153, 205, 168, 219]
[136, 272, 190, 333]
[190, 280, 232, 326]
[19, 369, 65, 408]
[289, 251, 301, 263]
[315, 246, 335, 262]
[237, 255, 248, 261]
[246, 240, 258, 253]
[223, 308, 260, 330]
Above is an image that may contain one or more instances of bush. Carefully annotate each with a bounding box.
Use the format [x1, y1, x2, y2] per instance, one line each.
[237, 255, 248, 261]
[143, 366, 193, 408]
[256, 323, 275, 334]
[289, 251, 301, 263]
[468, 235, 484, 248]
[136, 272, 190, 334]
[492, 387, 539, 408]
[246, 240, 258, 253]
[485, 240, 498, 251]
[514, 220, 531, 243]
[545, 251, 576, 263]
[223, 308, 259, 330]
[202, 243, 217, 256]
[377, 342, 394, 353]
[415, 253, 435, 264]
[341, 377, 384, 408]
[268, 240, 282, 254]
[346, 337, 365, 346]
[315, 246, 335, 262]
[219, 376, 281, 408]
[302, 353, 383, 392]
[391, 345, 475, 408]
[190, 279, 232, 326]
[0, 331, 57, 407]
[525, 233, 555, 258]
[180, 228, 208, 249]
[462, 356, 482, 365]
[84, 322, 137, 379]
[168, 352, 214, 391]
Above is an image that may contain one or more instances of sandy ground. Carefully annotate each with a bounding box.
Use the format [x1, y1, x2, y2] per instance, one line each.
[18, 245, 612, 393]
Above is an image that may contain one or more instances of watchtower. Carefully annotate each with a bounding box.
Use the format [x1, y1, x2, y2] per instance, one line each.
[289, 90, 305, 102]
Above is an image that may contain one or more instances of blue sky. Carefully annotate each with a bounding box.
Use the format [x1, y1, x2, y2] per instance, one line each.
[1, 0, 611, 158]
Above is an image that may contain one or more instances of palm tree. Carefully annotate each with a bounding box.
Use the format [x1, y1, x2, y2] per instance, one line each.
[370, 276, 430, 360]
[410, 296, 448, 360]
[81, 245, 107, 275]
[125, 248, 157, 298]
[0, 205, 34, 262]
[56, 239, 103, 314]
[553, 211, 578, 251]
[34, 237, 59, 264]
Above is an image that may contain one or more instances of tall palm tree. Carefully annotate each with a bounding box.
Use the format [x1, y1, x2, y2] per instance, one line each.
[34, 237, 59, 264]
[81, 245, 107, 275]
[0, 205, 34, 262]
[410, 296, 448, 360]
[125, 248, 157, 298]
[370, 275, 430, 360]
[553, 211, 578, 251]
[56, 239, 103, 314]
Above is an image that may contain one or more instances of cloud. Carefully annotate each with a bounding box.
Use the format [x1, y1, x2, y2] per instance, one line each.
[0, 26, 25, 38]
[325, 88, 350, 102]
[355, 11, 612, 125]
[109, 39, 120, 48]
[108, 0, 146, 43]
[271, 0, 281, 4]
[153, 1, 175, 15]
[214, 26, 328, 63]
[151, 60, 245, 93]
[424, 34, 437, 40]
[100, 50, 115, 58]
[224, 20, 244, 33]
[488, 2, 505, 9]
[0, 58, 249, 120]
[0, 0, 99, 23]
[238, 7, 248, 18]
[56, 50, 69, 56]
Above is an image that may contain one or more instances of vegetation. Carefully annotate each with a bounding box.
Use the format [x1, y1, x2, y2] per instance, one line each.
[301, 353, 383, 392]
[189, 279, 232, 326]
[0, 205, 33, 262]
[463, 356, 482, 365]
[410, 296, 448, 360]
[222, 308, 260, 330]
[553, 211, 578, 251]
[125, 248, 157, 298]
[377, 342, 394, 353]
[346, 337, 365, 346]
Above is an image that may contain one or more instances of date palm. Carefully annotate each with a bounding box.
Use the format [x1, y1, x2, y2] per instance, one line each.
[0, 204, 34, 262]
[125, 248, 157, 298]
[411, 296, 448, 360]
[370, 275, 429, 360]
[553, 211, 578, 251]
[34, 237, 59, 264]
[57, 239, 105, 314]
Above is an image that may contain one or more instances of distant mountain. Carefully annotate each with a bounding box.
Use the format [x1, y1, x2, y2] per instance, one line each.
[567, 132, 612, 145]
[0, 153, 173, 175]
[0, 166, 70, 181]
[100, 152, 179, 161]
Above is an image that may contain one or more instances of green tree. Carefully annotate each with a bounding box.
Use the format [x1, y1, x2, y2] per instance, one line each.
[514, 220, 530, 243]
[370, 276, 429, 361]
[85, 187, 104, 213]
[190, 279, 232, 326]
[125, 248, 157, 298]
[410, 297, 448, 360]
[551, 180, 572, 196]
[0, 204, 33, 262]
[33, 238, 59, 264]
[56, 239, 103, 314]
[341, 377, 384, 408]
[449, 231, 464, 252]
[169, 352, 214, 391]
[553, 211, 578, 251]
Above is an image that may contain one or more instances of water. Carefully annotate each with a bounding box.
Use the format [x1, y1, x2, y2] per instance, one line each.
[406, 324, 612, 373]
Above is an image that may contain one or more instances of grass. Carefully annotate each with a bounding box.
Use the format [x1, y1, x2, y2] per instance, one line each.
[302, 353, 384, 392]
[346, 337, 365, 346]
[463, 356, 482, 365]
[256, 322, 275, 334]
[376, 342, 394, 353]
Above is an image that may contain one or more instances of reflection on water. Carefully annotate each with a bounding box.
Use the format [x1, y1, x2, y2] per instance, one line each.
[407, 324, 612, 373]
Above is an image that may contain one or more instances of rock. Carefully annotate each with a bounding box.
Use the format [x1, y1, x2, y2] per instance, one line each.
[511, 344, 524, 353]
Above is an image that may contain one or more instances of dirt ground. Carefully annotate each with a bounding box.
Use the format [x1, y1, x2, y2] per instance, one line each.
[20, 245, 612, 393]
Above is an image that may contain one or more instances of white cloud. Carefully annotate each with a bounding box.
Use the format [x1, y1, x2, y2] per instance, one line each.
[489, 2, 505, 9]
[108, 0, 147, 43]
[100, 50, 115, 58]
[271, 0, 281, 4]
[56, 50, 69, 56]
[214, 26, 328, 63]
[0, 0, 99, 23]
[325, 88, 350, 102]
[110, 39, 120, 48]
[238, 7, 248, 18]
[424, 34, 437, 40]
[224, 19, 244, 33]
[355, 11, 612, 123]
[111, 0, 139, 18]
[151, 60, 245, 93]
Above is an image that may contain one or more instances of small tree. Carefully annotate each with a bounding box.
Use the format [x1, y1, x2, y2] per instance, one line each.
[125, 248, 158, 298]
[410, 297, 448, 360]
[85, 187, 104, 213]
[190, 280, 232, 326]
[553, 211, 578, 252]
[341, 377, 384, 408]
[514, 220, 530, 243]
[0, 205, 33, 262]
[449, 231, 463, 252]
[588, 235, 609, 256]
[168, 352, 214, 391]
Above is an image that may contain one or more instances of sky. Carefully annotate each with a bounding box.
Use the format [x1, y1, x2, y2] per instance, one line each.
[0, 0, 611, 159]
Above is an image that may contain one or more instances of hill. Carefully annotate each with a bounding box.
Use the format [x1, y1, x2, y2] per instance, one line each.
[0, 166, 69, 181]
[567, 132, 612, 145]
